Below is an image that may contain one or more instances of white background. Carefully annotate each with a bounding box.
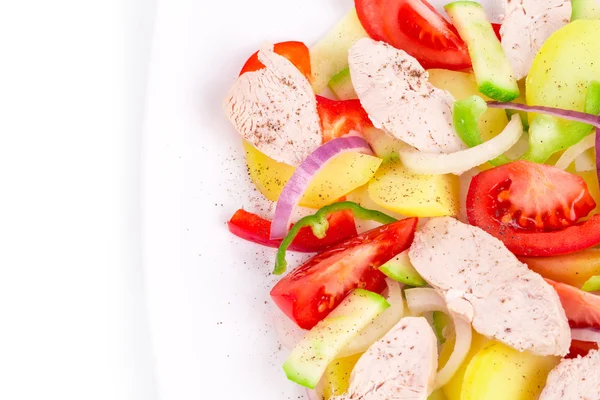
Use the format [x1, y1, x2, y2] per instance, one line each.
[0, 1, 156, 399]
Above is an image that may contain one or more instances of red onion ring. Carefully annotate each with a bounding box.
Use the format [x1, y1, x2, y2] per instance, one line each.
[487, 101, 600, 128]
[270, 135, 373, 239]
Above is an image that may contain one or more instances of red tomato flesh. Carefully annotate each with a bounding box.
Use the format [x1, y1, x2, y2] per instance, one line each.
[355, 0, 471, 70]
[547, 279, 600, 330]
[239, 41, 311, 79]
[467, 161, 600, 256]
[316, 95, 373, 142]
[271, 218, 418, 329]
[228, 209, 357, 253]
[567, 340, 599, 359]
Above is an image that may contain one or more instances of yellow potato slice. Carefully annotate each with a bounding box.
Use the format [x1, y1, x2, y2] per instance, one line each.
[244, 140, 382, 208]
[367, 161, 459, 217]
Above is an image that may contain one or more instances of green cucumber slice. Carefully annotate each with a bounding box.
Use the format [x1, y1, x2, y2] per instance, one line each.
[282, 289, 389, 389]
[379, 250, 427, 287]
[445, 1, 519, 102]
[571, 0, 600, 21]
[328, 68, 358, 100]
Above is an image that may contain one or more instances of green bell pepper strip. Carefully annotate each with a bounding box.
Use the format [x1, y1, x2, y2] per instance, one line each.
[273, 201, 397, 275]
[452, 95, 512, 166]
[522, 81, 600, 163]
[581, 275, 600, 292]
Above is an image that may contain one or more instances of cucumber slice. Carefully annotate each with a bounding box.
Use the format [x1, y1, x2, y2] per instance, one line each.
[379, 250, 427, 287]
[571, 0, 600, 21]
[310, 8, 368, 94]
[445, 1, 519, 102]
[282, 289, 389, 389]
[433, 311, 451, 344]
[328, 68, 357, 100]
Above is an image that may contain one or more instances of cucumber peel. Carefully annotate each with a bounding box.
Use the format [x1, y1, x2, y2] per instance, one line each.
[582, 275, 600, 292]
[379, 250, 427, 287]
[571, 0, 600, 21]
[328, 68, 357, 100]
[282, 289, 389, 389]
[445, 1, 519, 102]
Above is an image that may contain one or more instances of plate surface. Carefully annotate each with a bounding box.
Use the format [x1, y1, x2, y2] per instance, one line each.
[142, 1, 500, 399]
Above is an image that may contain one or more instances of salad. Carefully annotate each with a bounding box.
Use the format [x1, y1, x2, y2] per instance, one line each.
[223, 0, 600, 399]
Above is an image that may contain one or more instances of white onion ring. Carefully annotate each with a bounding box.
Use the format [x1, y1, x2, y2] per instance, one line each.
[305, 389, 320, 400]
[398, 114, 523, 175]
[575, 150, 596, 172]
[405, 288, 473, 388]
[571, 328, 600, 343]
[337, 279, 404, 358]
[555, 134, 595, 170]
[270, 134, 373, 239]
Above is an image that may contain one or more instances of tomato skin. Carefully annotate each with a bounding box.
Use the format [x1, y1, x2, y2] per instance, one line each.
[467, 161, 600, 256]
[356, 0, 471, 70]
[316, 95, 373, 142]
[271, 218, 418, 329]
[228, 209, 357, 253]
[546, 279, 600, 330]
[491, 23, 502, 41]
[567, 340, 599, 359]
[239, 41, 311, 79]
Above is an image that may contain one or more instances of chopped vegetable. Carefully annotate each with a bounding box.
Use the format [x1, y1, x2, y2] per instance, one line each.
[356, 0, 471, 70]
[445, 1, 519, 102]
[243, 140, 381, 207]
[571, 327, 600, 343]
[271, 216, 417, 329]
[520, 249, 600, 289]
[453, 96, 511, 166]
[460, 342, 559, 400]
[467, 160, 600, 256]
[368, 161, 460, 217]
[379, 250, 426, 287]
[571, 0, 600, 21]
[582, 276, 600, 292]
[282, 289, 389, 389]
[310, 8, 368, 93]
[547, 279, 600, 330]
[321, 354, 362, 399]
[398, 114, 523, 175]
[525, 20, 600, 162]
[228, 208, 357, 252]
[433, 311, 451, 344]
[567, 340, 599, 359]
[316, 95, 372, 142]
[239, 41, 311, 79]
[274, 201, 397, 274]
[328, 67, 357, 100]
[270, 136, 376, 240]
[555, 135, 595, 170]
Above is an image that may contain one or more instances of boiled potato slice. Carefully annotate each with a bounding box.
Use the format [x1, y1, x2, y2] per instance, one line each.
[322, 354, 362, 399]
[244, 140, 382, 208]
[428, 69, 509, 142]
[367, 161, 459, 217]
[460, 342, 559, 400]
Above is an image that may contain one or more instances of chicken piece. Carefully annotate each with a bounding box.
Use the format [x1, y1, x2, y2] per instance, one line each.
[408, 217, 571, 356]
[223, 44, 322, 166]
[500, 0, 571, 80]
[540, 349, 600, 399]
[334, 317, 438, 400]
[348, 38, 464, 154]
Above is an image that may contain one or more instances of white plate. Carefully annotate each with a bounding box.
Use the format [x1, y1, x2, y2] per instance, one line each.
[142, 1, 501, 399]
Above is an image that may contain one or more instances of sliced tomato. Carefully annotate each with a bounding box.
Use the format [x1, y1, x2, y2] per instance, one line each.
[546, 279, 600, 330]
[356, 0, 471, 70]
[239, 41, 311, 80]
[491, 23, 502, 41]
[316, 95, 373, 142]
[228, 209, 357, 253]
[520, 249, 600, 289]
[467, 161, 600, 256]
[271, 218, 418, 329]
[567, 340, 599, 359]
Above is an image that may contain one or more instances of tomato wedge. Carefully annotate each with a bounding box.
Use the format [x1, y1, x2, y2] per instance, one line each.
[355, 0, 471, 70]
[316, 95, 373, 142]
[228, 209, 357, 253]
[239, 41, 311, 79]
[271, 218, 418, 329]
[567, 340, 599, 359]
[546, 279, 600, 330]
[467, 161, 600, 256]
